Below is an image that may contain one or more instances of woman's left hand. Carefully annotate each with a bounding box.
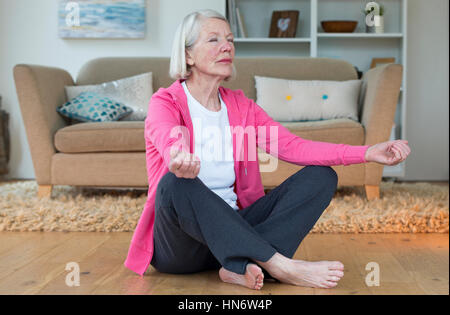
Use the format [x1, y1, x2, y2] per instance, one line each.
[365, 139, 411, 166]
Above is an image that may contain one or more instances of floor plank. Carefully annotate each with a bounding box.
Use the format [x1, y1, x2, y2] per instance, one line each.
[303, 234, 372, 295]
[0, 232, 74, 282]
[0, 232, 110, 294]
[378, 234, 449, 295]
[344, 233, 427, 294]
[37, 232, 130, 294]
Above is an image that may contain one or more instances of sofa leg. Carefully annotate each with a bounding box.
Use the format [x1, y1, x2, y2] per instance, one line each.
[365, 185, 380, 201]
[38, 184, 53, 198]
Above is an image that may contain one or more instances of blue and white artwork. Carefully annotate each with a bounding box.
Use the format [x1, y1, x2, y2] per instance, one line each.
[58, 0, 146, 38]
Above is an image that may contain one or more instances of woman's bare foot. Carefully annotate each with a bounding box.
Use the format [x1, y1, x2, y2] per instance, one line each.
[279, 260, 344, 288]
[257, 253, 344, 289]
[219, 263, 264, 290]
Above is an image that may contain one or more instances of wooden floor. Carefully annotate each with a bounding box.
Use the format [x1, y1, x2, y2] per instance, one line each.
[0, 232, 447, 295]
[0, 179, 448, 294]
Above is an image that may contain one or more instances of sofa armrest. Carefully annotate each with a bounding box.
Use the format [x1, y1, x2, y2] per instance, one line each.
[359, 63, 403, 185]
[360, 63, 403, 145]
[13, 64, 74, 184]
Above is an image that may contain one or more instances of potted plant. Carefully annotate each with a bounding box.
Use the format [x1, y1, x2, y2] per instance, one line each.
[363, 3, 385, 34]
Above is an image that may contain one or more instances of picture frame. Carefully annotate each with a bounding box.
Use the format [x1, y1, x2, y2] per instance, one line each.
[269, 10, 299, 38]
[370, 57, 396, 69]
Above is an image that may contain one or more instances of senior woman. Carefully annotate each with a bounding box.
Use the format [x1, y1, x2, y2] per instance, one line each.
[124, 9, 411, 290]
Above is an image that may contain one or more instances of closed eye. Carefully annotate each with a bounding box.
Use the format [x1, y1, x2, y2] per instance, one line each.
[209, 38, 234, 42]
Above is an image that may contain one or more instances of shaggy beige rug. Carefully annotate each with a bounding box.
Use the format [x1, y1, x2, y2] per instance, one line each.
[0, 180, 448, 233]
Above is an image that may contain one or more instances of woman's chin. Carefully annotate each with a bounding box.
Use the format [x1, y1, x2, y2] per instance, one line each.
[212, 71, 232, 79]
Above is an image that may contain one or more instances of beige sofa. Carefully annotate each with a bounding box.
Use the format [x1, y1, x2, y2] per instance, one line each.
[13, 57, 402, 200]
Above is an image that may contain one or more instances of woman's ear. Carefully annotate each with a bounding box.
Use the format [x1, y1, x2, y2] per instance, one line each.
[186, 50, 195, 66]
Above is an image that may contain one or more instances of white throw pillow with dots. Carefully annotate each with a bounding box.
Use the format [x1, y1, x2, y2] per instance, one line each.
[254, 75, 362, 122]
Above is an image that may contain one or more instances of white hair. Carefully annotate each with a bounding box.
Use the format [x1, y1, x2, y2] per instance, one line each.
[169, 9, 237, 82]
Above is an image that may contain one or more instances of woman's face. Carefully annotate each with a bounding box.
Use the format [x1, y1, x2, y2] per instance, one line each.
[186, 18, 235, 80]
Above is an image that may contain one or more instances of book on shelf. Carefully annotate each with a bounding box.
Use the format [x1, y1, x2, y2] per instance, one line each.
[389, 124, 397, 140]
[236, 7, 247, 38]
[227, 0, 239, 37]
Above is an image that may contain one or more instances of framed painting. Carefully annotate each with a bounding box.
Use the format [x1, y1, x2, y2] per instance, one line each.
[58, 0, 146, 38]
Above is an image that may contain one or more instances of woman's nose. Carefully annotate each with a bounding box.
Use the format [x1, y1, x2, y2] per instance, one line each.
[221, 40, 232, 52]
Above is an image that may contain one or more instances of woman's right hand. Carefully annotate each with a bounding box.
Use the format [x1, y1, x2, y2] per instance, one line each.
[168, 147, 201, 178]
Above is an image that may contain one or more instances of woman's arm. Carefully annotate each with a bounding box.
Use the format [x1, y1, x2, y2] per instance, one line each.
[145, 93, 191, 168]
[246, 93, 370, 166]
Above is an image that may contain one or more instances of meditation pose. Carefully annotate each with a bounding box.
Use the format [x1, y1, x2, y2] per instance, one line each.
[124, 9, 411, 290]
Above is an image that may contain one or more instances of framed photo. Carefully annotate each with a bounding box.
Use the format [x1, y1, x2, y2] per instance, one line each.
[269, 10, 299, 38]
[370, 57, 396, 69]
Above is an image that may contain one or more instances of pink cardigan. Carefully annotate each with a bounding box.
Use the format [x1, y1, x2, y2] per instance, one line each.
[124, 79, 370, 276]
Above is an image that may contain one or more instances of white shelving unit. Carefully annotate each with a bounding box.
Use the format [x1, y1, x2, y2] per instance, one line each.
[224, 0, 408, 178]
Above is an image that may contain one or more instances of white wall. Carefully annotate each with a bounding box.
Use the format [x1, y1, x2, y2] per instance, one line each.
[404, 0, 449, 180]
[0, 0, 225, 180]
[0, 0, 448, 181]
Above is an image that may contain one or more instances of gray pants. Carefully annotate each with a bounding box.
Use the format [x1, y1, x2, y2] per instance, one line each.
[150, 165, 338, 276]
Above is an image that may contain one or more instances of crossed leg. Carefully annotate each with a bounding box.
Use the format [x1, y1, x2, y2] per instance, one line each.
[151, 166, 344, 290]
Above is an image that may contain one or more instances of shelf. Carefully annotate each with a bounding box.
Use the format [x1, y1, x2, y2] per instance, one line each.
[317, 33, 403, 38]
[234, 34, 403, 42]
[234, 37, 311, 43]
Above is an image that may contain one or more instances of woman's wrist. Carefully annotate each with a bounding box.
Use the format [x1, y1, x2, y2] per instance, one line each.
[364, 145, 372, 162]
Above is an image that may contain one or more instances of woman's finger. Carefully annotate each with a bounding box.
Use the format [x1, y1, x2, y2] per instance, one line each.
[177, 159, 191, 174]
[388, 145, 398, 160]
[395, 142, 411, 157]
[186, 160, 197, 177]
[397, 140, 410, 149]
[390, 145, 402, 161]
[170, 160, 181, 173]
[190, 162, 199, 177]
[394, 143, 409, 160]
[393, 145, 403, 159]
[181, 154, 198, 178]
[391, 144, 404, 159]
[194, 163, 201, 176]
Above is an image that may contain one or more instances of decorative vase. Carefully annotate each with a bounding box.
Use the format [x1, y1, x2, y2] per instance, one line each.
[366, 23, 374, 33]
[365, 14, 375, 33]
[365, 15, 384, 33]
[374, 15, 384, 33]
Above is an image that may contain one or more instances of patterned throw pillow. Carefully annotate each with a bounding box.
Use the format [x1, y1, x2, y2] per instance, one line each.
[56, 91, 133, 122]
[65, 72, 153, 121]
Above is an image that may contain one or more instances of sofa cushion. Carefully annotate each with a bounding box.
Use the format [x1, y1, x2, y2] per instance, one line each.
[54, 121, 145, 153]
[66, 72, 153, 121]
[255, 75, 362, 122]
[57, 91, 133, 122]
